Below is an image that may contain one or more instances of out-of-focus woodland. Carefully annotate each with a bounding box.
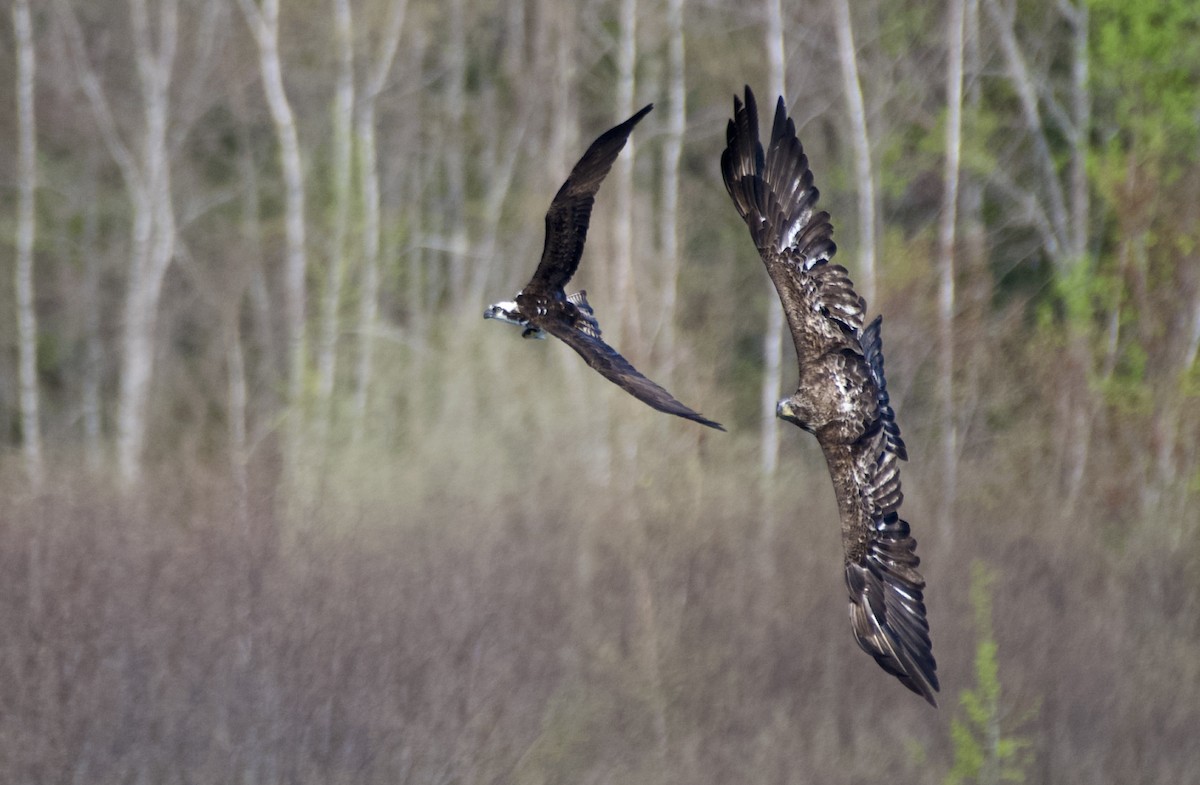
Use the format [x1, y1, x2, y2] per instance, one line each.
[1, 0, 1198, 782]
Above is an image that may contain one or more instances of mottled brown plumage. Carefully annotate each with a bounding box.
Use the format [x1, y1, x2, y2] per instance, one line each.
[486, 104, 722, 431]
[721, 86, 938, 705]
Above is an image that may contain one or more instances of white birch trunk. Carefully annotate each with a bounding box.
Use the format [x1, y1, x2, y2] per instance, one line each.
[316, 0, 357, 441]
[832, 0, 877, 309]
[81, 169, 105, 472]
[937, 0, 966, 540]
[57, 0, 180, 487]
[232, 83, 278, 401]
[352, 0, 408, 442]
[238, 0, 308, 412]
[984, 0, 1069, 260]
[444, 0, 469, 301]
[1067, 1, 1090, 263]
[657, 0, 686, 380]
[13, 0, 44, 488]
[548, 0, 578, 176]
[117, 0, 179, 488]
[760, 0, 787, 478]
[611, 0, 640, 349]
[228, 329, 251, 529]
[1060, 1, 1093, 517]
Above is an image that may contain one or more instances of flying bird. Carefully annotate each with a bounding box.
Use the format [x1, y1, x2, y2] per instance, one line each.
[721, 86, 938, 705]
[485, 104, 723, 431]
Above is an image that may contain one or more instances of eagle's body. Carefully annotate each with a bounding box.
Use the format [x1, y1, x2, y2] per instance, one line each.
[722, 87, 938, 705]
[486, 104, 722, 431]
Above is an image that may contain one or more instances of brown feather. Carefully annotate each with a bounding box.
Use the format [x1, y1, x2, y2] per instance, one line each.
[723, 86, 937, 705]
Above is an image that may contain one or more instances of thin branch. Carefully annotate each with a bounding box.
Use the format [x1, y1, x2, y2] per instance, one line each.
[983, 0, 1070, 260]
[52, 0, 142, 193]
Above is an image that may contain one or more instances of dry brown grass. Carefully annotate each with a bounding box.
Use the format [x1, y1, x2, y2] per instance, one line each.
[1, 322, 1197, 784]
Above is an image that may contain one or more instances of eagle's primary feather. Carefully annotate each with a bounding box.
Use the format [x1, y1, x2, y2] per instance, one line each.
[722, 86, 938, 705]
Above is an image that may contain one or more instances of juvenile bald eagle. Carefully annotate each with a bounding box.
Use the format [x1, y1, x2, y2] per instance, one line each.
[721, 86, 938, 705]
[486, 104, 722, 431]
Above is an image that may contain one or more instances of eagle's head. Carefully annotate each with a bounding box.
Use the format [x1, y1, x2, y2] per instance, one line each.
[776, 398, 813, 432]
[484, 298, 547, 339]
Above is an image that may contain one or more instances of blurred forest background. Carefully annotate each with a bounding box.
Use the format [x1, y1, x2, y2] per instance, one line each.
[2, 0, 1199, 782]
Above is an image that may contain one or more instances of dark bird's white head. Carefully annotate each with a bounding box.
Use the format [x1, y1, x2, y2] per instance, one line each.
[484, 297, 546, 339]
[484, 298, 521, 325]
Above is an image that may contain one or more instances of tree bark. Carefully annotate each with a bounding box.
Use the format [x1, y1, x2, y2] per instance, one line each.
[316, 0, 357, 442]
[760, 0, 787, 479]
[656, 0, 686, 381]
[80, 165, 105, 473]
[832, 0, 878, 308]
[56, 0, 180, 488]
[984, 0, 1069, 260]
[237, 0, 308, 413]
[937, 0, 966, 540]
[444, 0, 469, 303]
[611, 0, 640, 349]
[352, 0, 409, 442]
[13, 0, 44, 489]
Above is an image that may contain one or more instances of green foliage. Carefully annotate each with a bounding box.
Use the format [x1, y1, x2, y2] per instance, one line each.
[945, 563, 1035, 785]
[1091, 0, 1200, 159]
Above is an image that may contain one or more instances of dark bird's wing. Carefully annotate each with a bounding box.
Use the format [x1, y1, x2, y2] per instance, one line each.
[540, 316, 724, 431]
[722, 86, 937, 705]
[529, 104, 654, 293]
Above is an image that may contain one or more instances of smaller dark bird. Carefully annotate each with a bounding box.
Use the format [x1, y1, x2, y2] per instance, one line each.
[485, 104, 723, 431]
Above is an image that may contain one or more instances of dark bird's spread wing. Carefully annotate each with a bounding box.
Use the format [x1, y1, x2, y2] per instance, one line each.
[722, 86, 937, 705]
[530, 104, 654, 293]
[540, 316, 724, 431]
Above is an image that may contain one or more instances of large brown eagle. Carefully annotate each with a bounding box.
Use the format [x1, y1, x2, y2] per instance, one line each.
[721, 86, 938, 705]
[486, 104, 722, 431]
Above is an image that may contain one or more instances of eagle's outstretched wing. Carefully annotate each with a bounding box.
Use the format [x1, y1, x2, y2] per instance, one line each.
[530, 104, 654, 293]
[722, 86, 937, 705]
[826, 318, 937, 705]
[540, 316, 724, 431]
[721, 88, 864, 361]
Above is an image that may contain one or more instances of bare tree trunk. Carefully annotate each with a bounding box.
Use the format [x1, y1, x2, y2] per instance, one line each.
[1060, 1, 1092, 517]
[611, 0, 640, 349]
[81, 166, 105, 473]
[13, 0, 44, 489]
[466, 111, 527, 305]
[656, 0, 686, 380]
[316, 0, 357, 443]
[831, 0, 878, 308]
[1066, 2, 1089, 264]
[546, 0, 579, 176]
[352, 0, 408, 442]
[760, 0, 787, 479]
[119, 0, 179, 488]
[232, 82, 278, 406]
[984, 0, 1069, 259]
[984, 0, 1092, 517]
[228, 329, 251, 529]
[444, 0, 469, 302]
[936, 0, 965, 541]
[57, 0, 179, 487]
[238, 0, 308, 413]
